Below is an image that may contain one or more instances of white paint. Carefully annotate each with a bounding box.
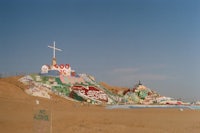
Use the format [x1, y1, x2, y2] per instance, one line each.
[48, 41, 62, 58]
[36, 100, 40, 105]
[41, 65, 49, 74]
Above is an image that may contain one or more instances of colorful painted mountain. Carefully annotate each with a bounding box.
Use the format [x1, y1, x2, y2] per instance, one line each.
[19, 72, 118, 104]
[18, 60, 189, 105]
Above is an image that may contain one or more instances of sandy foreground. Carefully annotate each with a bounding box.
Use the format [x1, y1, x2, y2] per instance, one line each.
[0, 77, 200, 133]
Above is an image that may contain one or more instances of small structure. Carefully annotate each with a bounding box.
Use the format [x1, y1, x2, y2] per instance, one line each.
[41, 41, 75, 77]
[138, 80, 142, 86]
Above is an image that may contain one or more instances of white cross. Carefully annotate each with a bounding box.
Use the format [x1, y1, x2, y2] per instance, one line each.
[48, 41, 62, 58]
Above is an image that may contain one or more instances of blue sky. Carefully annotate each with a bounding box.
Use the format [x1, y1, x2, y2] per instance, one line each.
[1, 0, 200, 101]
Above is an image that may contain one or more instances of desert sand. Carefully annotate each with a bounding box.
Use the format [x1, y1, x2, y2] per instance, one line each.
[0, 77, 200, 133]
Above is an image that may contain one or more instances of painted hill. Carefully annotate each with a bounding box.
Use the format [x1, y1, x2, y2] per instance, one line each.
[16, 73, 188, 105]
[19, 73, 119, 104]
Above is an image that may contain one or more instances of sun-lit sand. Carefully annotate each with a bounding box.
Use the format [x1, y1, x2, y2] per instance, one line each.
[0, 77, 200, 133]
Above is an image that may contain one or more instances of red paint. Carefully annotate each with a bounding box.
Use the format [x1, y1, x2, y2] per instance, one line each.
[72, 85, 108, 102]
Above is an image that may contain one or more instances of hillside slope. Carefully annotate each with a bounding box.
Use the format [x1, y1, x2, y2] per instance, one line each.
[99, 82, 129, 95]
[0, 76, 29, 100]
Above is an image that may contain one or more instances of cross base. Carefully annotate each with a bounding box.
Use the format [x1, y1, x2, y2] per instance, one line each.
[52, 58, 57, 67]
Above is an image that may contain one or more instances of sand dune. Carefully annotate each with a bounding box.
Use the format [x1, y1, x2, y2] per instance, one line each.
[0, 77, 200, 133]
